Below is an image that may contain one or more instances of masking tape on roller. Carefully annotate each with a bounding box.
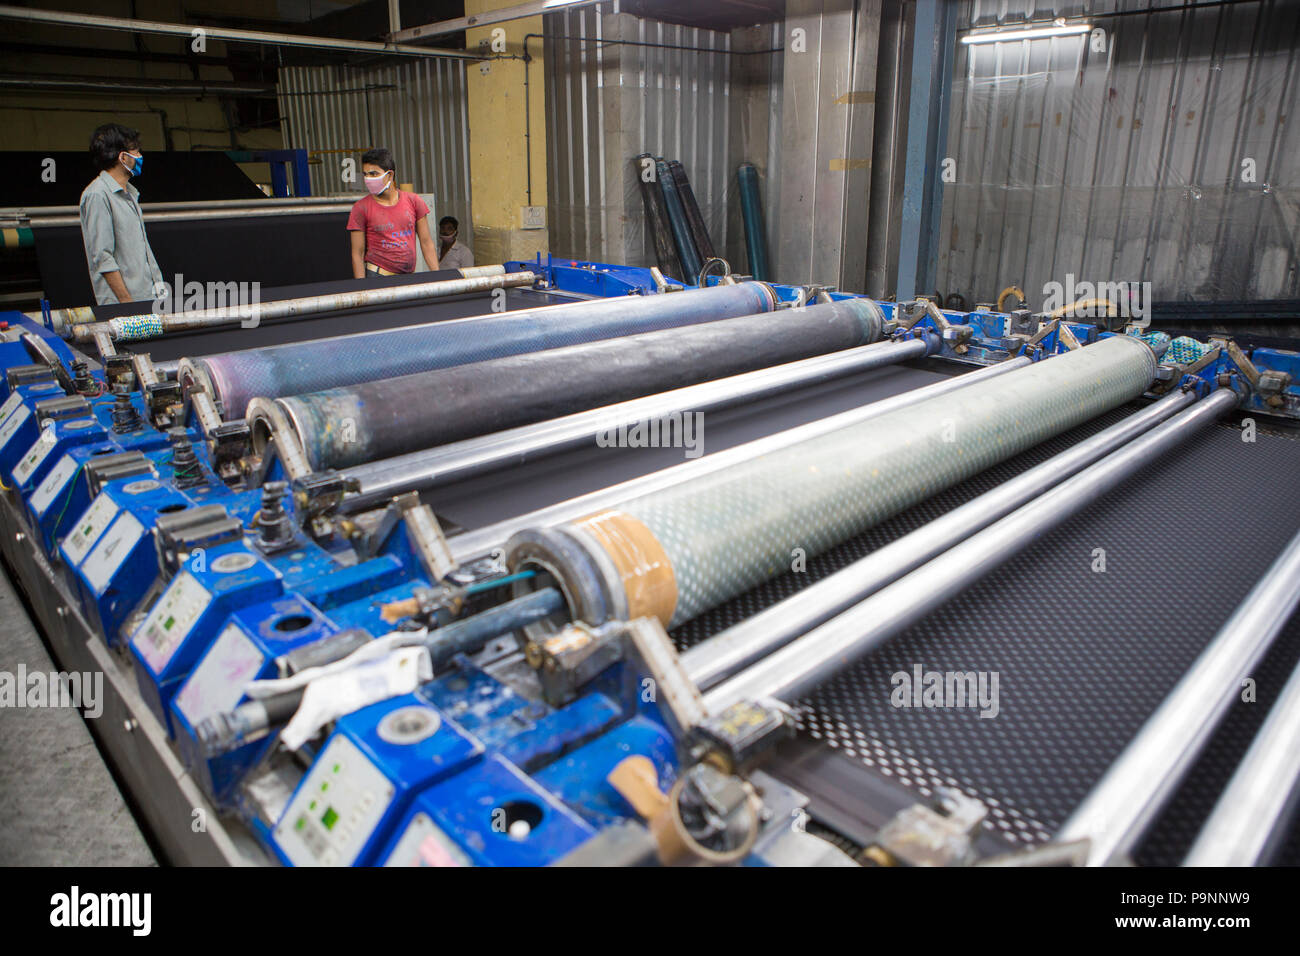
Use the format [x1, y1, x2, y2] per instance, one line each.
[571, 510, 678, 628]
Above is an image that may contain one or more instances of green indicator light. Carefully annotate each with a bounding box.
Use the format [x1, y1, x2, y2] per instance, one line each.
[321, 807, 339, 831]
[295, 815, 307, 832]
[320, 781, 329, 792]
[333, 763, 341, 773]
[163, 615, 175, 631]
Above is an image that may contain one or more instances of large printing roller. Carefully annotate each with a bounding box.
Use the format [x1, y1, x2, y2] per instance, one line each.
[503, 334, 1157, 631]
[250, 297, 888, 470]
[181, 280, 779, 420]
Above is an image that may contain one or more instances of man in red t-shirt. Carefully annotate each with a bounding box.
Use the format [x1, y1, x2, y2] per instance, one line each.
[346, 148, 441, 278]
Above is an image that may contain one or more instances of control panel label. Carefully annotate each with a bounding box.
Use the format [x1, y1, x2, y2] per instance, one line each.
[0, 390, 23, 423]
[0, 404, 31, 451]
[273, 735, 395, 867]
[12, 429, 57, 486]
[176, 624, 264, 726]
[60, 493, 119, 566]
[83, 511, 144, 595]
[133, 572, 213, 673]
[30, 454, 77, 517]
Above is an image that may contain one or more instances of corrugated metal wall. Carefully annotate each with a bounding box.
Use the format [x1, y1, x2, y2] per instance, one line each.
[544, 3, 783, 268]
[937, 0, 1300, 305]
[277, 60, 473, 232]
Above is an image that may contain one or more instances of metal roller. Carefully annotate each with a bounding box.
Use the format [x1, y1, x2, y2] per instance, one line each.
[1184, 607, 1300, 867]
[184, 280, 779, 420]
[71, 268, 529, 343]
[37, 264, 510, 334]
[252, 297, 886, 470]
[504, 335, 1157, 631]
[338, 335, 938, 510]
[1060, 520, 1300, 867]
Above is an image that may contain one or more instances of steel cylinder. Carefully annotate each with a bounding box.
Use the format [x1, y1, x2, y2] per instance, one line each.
[506, 334, 1157, 629]
[256, 297, 885, 470]
[186, 280, 779, 420]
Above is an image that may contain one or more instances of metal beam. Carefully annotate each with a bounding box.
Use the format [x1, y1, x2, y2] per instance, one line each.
[393, 0, 604, 42]
[0, 4, 483, 60]
[895, 0, 956, 301]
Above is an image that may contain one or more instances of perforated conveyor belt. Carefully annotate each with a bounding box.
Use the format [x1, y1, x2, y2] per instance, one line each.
[671, 404, 1300, 863]
[433, 358, 1300, 864]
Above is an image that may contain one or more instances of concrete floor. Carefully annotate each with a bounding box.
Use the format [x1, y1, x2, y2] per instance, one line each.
[0, 568, 156, 866]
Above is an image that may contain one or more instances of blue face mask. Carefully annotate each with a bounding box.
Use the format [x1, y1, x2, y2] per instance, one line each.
[122, 152, 143, 177]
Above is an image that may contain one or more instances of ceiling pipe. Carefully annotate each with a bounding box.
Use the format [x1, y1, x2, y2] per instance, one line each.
[0, 74, 278, 97]
[0, 4, 484, 60]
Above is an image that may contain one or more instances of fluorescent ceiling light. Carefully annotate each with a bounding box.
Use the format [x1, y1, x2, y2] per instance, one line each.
[961, 21, 1091, 44]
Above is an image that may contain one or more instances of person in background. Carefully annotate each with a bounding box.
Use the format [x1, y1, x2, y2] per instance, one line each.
[347, 148, 439, 279]
[436, 216, 474, 271]
[79, 123, 165, 305]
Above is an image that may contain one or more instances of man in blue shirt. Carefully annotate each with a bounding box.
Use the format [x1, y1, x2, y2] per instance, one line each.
[79, 123, 164, 305]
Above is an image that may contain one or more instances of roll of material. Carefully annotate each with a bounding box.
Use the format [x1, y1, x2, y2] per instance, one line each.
[657, 159, 703, 283]
[668, 161, 716, 264]
[635, 153, 684, 280]
[261, 297, 884, 470]
[508, 334, 1157, 629]
[189, 281, 778, 420]
[737, 164, 770, 281]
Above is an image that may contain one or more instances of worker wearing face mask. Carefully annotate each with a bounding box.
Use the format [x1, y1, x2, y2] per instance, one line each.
[78, 123, 165, 305]
[435, 216, 474, 271]
[347, 147, 440, 279]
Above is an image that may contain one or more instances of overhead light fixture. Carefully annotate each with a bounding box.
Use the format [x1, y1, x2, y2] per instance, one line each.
[961, 18, 1091, 45]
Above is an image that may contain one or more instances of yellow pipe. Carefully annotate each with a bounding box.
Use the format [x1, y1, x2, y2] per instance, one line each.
[996, 285, 1026, 311]
[1048, 297, 1117, 321]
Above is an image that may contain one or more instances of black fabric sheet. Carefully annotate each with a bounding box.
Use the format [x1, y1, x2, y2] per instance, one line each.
[35, 211, 351, 308]
[0, 151, 264, 207]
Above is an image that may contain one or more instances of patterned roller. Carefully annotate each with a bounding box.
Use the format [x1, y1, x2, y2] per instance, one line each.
[185, 281, 778, 420]
[508, 334, 1156, 629]
[265, 297, 885, 470]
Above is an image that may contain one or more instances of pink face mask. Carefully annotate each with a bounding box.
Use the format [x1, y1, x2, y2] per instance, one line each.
[364, 172, 389, 195]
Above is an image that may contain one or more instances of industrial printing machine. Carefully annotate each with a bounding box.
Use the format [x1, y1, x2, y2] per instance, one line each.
[1, 255, 1299, 868]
